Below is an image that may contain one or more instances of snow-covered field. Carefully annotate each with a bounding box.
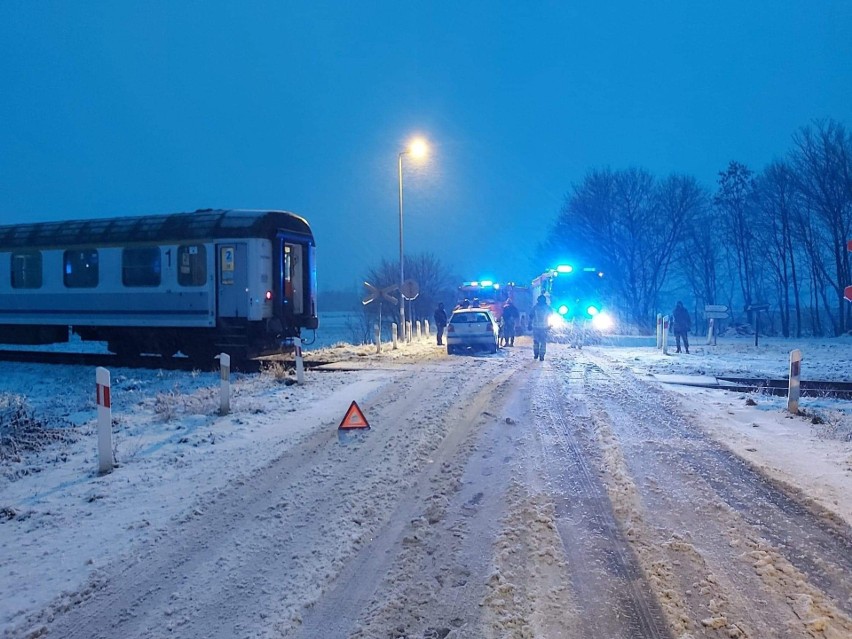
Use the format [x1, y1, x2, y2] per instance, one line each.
[1, 333, 851, 636]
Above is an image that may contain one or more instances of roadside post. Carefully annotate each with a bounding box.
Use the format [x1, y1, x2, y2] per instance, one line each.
[662, 316, 669, 355]
[787, 349, 802, 414]
[424, 319, 430, 340]
[656, 313, 663, 349]
[391, 323, 398, 350]
[294, 337, 305, 383]
[217, 353, 230, 415]
[374, 323, 382, 354]
[96, 367, 113, 475]
[747, 302, 770, 347]
[707, 319, 715, 345]
[845, 239, 852, 303]
[400, 279, 420, 343]
[415, 321, 421, 340]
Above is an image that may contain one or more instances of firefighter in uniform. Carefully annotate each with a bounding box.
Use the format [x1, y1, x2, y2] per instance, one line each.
[528, 295, 554, 361]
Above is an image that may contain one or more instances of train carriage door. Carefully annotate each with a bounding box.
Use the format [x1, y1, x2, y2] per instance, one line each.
[283, 242, 304, 317]
[217, 243, 248, 318]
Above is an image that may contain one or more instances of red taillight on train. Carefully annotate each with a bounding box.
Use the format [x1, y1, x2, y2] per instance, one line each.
[265, 290, 273, 301]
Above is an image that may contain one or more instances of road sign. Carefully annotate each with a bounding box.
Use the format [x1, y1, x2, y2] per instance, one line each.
[747, 303, 770, 312]
[845, 285, 852, 302]
[400, 279, 420, 300]
[705, 304, 729, 320]
[847, 239, 852, 252]
[362, 282, 399, 306]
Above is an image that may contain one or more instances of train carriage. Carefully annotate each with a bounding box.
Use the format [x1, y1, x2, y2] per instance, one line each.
[0, 209, 318, 360]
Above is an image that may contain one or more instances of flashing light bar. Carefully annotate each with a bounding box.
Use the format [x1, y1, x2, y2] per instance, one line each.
[480, 280, 494, 287]
[556, 265, 573, 273]
[582, 267, 597, 272]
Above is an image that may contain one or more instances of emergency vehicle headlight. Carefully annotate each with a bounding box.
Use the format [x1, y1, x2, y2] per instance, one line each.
[586, 305, 599, 316]
[548, 314, 566, 329]
[592, 312, 614, 331]
[558, 305, 569, 315]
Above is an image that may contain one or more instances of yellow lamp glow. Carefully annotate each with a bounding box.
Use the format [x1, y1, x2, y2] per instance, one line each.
[409, 137, 428, 158]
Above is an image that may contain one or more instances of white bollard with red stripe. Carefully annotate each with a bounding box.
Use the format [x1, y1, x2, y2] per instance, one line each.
[788, 349, 802, 414]
[96, 366, 113, 475]
[294, 337, 305, 384]
[662, 316, 670, 355]
[217, 353, 230, 415]
[656, 313, 663, 349]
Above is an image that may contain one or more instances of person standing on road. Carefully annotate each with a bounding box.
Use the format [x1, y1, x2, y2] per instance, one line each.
[434, 302, 448, 346]
[672, 300, 691, 354]
[528, 295, 553, 361]
[501, 299, 520, 347]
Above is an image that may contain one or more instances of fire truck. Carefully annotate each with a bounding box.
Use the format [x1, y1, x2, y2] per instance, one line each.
[457, 281, 507, 319]
[456, 281, 532, 333]
[531, 265, 614, 345]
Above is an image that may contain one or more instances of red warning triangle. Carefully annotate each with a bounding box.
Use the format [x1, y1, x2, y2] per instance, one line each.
[338, 401, 370, 430]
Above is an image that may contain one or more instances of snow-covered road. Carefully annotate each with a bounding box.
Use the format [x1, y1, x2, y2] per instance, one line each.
[3, 338, 852, 638]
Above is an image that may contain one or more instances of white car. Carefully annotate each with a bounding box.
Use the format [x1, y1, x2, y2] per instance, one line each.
[446, 308, 500, 354]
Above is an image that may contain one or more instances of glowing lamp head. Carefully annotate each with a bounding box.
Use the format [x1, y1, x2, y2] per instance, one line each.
[587, 305, 599, 316]
[558, 305, 569, 315]
[409, 137, 428, 158]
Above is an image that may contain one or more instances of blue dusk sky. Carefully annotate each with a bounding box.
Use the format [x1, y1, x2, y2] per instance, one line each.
[1, 1, 850, 292]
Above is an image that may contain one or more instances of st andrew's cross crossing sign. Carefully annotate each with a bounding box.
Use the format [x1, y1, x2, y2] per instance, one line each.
[362, 282, 399, 306]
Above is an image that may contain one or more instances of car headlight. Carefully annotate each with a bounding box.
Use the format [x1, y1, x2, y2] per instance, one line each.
[591, 312, 614, 331]
[558, 305, 569, 315]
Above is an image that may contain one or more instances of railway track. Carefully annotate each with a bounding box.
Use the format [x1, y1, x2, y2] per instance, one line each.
[0, 348, 334, 373]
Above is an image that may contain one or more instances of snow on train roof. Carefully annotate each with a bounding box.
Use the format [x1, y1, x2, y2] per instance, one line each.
[0, 209, 313, 249]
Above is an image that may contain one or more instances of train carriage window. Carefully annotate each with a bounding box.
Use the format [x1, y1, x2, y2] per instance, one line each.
[64, 249, 99, 288]
[178, 244, 207, 286]
[122, 247, 161, 287]
[11, 251, 43, 288]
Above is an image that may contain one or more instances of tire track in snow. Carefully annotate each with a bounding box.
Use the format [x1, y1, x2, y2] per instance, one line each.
[531, 357, 672, 638]
[579, 351, 852, 638]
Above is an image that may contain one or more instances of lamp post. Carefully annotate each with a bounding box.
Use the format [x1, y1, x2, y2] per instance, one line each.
[397, 137, 427, 341]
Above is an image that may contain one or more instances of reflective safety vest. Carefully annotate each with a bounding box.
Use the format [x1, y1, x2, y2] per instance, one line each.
[531, 303, 553, 329]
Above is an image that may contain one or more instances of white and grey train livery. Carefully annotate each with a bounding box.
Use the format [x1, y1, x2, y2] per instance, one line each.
[0, 209, 318, 359]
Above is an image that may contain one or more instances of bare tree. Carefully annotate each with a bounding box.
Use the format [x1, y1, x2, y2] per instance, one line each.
[673, 183, 718, 311]
[546, 167, 696, 330]
[363, 252, 456, 334]
[714, 161, 758, 322]
[753, 160, 802, 336]
[789, 119, 852, 334]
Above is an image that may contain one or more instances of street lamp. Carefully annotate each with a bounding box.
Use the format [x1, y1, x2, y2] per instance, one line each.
[397, 136, 428, 341]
